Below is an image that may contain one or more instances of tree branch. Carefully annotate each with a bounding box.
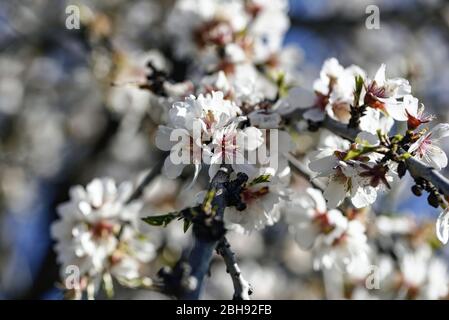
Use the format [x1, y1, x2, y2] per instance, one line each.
[216, 237, 252, 300]
[179, 165, 233, 299]
[285, 109, 449, 199]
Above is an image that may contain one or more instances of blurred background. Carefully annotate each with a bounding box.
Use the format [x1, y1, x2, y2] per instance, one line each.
[1, 0, 449, 299]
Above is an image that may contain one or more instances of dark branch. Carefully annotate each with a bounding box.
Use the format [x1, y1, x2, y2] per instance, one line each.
[216, 237, 252, 300]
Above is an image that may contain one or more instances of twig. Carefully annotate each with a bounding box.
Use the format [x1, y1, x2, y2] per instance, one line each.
[216, 237, 252, 300]
[284, 152, 326, 190]
[300, 111, 449, 198]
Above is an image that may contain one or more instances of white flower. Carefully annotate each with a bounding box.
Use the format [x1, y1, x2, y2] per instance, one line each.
[398, 245, 448, 299]
[409, 123, 449, 170]
[51, 178, 155, 298]
[314, 218, 370, 274]
[155, 91, 241, 179]
[166, 0, 248, 60]
[285, 188, 344, 249]
[246, 0, 289, 63]
[436, 208, 449, 244]
[359, 108, 394, 136]
[364, 64, 411, 121]
[224, 168, 285, 233]
[399, 247, 429, 289]
[403, 94, 434, 130]
[423, 258, 449, 300]
[208, 121, 263, 178]
[308, 133, 386, 208]
[309, 58, 365, 123]
[285, 188, 370, 275]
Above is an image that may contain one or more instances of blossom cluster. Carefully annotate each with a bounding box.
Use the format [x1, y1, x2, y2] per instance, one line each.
[51, 178, 155, 299]
[46, 0, 449, 300]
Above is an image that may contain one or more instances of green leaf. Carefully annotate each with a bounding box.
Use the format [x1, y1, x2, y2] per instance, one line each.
[183, 219, 193, 233]
[249, 174, 271, 186]
[353, 75, 364, 107]
[142, 212, 179, 227]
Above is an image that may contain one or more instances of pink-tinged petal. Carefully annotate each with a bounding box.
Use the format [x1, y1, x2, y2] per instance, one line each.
[436, 209, 449, 245]
[408, 135, 424, 154]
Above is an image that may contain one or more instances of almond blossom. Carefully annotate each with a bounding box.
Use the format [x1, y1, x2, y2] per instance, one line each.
[224, 168, 286, 233]
[285, 188, 370, 274]
[363, 64, 412, 121]
[409, 123, 449, 170]
[403, 94, 434, 130]
[155, 91, 242, 179]
[308, 132, 390, 208]
[310, 58, 365, 123]
[51, 178, 155, 299]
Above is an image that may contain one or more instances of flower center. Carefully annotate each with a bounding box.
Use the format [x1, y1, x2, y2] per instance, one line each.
[242, 186, 269, 204]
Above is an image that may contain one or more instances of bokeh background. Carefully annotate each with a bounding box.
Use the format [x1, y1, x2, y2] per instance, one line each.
[1, 0, 449, 299]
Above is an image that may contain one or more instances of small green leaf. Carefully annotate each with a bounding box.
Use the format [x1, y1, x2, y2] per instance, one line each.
[353, 75, 364, 107]
[249, 174, 271, 186]
[183, 219, 193, 233]
[142, 212, 179, 227]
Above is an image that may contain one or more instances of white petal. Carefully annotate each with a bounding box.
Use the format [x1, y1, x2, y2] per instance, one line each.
[240, 127, 263, 151]
[307, 188, 327, 213]
[323, 178, 347, 208]
[155, 126, 175, 151]
[308, 152, 336, 175]
[86, 178, 104, 208]
[351, 185, 377, 208]
[436, 209, 449, 244]
[382, 99, 408, 121]
[162, 157, 185, 179]
[430, 123, 449, 141]
[425, 144, 448, 170]
[403, 94, 419, 116]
